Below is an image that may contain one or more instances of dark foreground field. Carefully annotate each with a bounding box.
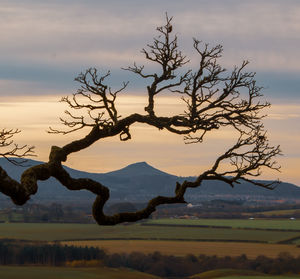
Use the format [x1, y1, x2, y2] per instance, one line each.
[0, 266, 160, 279]
[0, 266, 299, 279]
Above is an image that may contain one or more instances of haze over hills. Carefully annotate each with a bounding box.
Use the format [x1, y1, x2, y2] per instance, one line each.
[0, 158, 299, 204]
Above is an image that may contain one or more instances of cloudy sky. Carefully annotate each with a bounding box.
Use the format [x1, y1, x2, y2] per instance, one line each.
[1, 0, 299, 185]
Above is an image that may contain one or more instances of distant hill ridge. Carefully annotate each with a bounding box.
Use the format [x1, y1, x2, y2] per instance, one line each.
[0, 158, 299, 203]
[105, 161, 172, 177]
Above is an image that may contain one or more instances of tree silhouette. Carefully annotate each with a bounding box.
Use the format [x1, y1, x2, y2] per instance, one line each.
[0, 128, 35, 204]
[0, 129, 34, 165]
[0, 15, 281, 225]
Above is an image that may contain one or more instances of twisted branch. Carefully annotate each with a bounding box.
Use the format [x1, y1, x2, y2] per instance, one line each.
[0, 15, 281, 225]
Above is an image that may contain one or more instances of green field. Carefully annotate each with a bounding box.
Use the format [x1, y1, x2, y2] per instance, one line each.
[1, 221, 300, 278]
[147, 218, 300, 230]
[1, 220, 299, 260]
[0, 266, 160, 279]
[257, 209, 300, 216]
[0, 222, 299, 243]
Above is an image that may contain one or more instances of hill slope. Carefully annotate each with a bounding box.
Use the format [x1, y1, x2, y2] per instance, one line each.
[0, 158, 299, 204]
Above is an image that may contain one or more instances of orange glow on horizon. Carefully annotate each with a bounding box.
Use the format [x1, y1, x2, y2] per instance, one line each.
[0, 95, 299, 185]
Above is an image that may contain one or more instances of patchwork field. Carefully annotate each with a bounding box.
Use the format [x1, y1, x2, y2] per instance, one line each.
[254, 209, 300, 217]
[0, 220, 299, 243]
[1, 219, 299, 259]
[146, 218, 300, 231]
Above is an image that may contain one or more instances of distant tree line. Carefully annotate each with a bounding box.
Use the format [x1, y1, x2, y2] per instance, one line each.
[0, 203, 92, 223]
[0, 240, 105, 265]
[2, 201, 300, 224]
[103, 251, 300, 277]
[0, 239, 300, 277]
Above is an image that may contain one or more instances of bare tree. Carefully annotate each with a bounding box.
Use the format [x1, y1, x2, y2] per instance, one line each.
[0, 16, 281, 225]
[0, 129, 34, 165]
[0, 129, 35, 204]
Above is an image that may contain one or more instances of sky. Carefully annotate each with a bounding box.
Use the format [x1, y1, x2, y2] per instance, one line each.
[0, 0, 300, 185]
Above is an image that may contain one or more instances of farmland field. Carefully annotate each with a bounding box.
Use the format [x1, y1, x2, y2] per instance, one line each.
[0, 222, 299, 243]
[1, 220, 299, 260]
[0, 266, 160, 279]
[256, 209, 300, 216]
[146, 218, 300, 230]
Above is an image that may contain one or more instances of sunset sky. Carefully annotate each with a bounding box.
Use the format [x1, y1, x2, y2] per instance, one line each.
[0, 0, 299, 185]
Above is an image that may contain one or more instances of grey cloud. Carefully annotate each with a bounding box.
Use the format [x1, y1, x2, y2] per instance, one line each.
[0, 0, 299, 100]
[256, 72, 300, 100]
